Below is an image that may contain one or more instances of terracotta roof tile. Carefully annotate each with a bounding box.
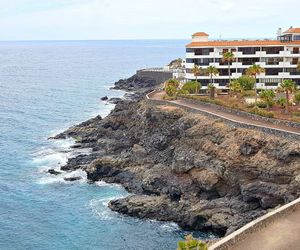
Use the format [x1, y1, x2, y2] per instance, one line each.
[192, 32, 209, 37]
[186, 40, 300, 48]
[284, 28, 300, 34]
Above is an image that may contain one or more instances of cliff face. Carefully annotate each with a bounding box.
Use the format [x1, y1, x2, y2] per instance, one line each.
[55, 100, 300, 236]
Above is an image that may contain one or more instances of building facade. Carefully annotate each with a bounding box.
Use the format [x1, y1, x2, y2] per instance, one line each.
[185, 28, 300, 89]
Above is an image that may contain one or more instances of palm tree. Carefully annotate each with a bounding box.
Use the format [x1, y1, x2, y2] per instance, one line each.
[279, 79, 296, 113]
[206, 66, 219, 86]
[222, 51, 235, 84]
[192, 65, 202, 94]
[208, 83, 216, 99]
[246, 64, 265, 104]
[259, 90, 275, 109]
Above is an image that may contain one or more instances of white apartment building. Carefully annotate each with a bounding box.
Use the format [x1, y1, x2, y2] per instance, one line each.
[185, 27, 300, 89]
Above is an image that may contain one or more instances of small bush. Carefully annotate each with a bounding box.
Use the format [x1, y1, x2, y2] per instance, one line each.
[292, 111, 300, 117]
[277, 97, 287, 108]
[166, 79, 180, 89]
[182, 81, 201, 94]
[177, 89, 189, 95]
[177, 235, 208, 250]
[294, 91, 300, 104]
[256, 101, 268, 108]
[165, 85, 177, 97]
[250, 107, 274, 118]
[241, 90, 256, 97]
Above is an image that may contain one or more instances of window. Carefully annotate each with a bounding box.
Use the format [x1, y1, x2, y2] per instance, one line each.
[286, 68, 300, 75]
[238, 47, 260, 55]
[194, 48, 214, 55]
[294, 35, 300, 41]
[265, 68, 283, 75]
[238, 57, 260, 65]
[264, 57, 283, 65]
[262, 47, 284, 54]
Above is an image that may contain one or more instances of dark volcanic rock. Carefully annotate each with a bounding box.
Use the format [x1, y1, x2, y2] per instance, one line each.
[100, 96, 108, 101]
[48, 169, 62, 175]
[112, 74, 157, 92]
[64, 176, 82, 182]
[54, 99, 300, 236]
[108, 98, 122, 104]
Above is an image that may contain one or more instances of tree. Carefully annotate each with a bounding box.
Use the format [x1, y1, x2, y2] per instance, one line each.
[208, 83, 216, 99]
[192, 65, 203, 93]
[259, 90, 275, 109]
[182, 81, 201, 94]
[237, 75, 255, 91]
[279, 79, 297, 113]
[222, 51, 235, 84]
[246, 64, 265, 104]
[229, 80, 242, 97]
[206, 66, 219, 86]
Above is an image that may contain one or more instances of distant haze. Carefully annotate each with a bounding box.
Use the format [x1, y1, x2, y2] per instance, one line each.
[0, 0, 298, 40]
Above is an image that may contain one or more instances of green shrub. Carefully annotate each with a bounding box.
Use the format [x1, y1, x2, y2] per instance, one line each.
[294, 91, 300, 104]
[292, 111, 300, 117]
[177, 235, 208, 250]
[277, 97, 287, 108]
[250, 107, 274, 118]
[177, 89, 189, 95]
[237, 75, 255, 90]
[182, 81, 201, 94]
[256, 101, 268, 108]
[166, 79, 180, 89]
[259, 90, 275, 108]
[165, 85, 177, 97]
[241, 90, 256, 97]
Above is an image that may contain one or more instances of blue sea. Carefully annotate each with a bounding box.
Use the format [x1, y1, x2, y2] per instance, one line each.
[0, 40, 211, 250]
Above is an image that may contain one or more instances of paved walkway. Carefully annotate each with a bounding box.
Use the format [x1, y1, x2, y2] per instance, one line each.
[148, 90, 300, 136]
[229, 207, 300, 250]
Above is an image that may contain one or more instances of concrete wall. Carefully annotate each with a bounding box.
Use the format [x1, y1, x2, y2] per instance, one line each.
[209, 197, 300, 250]
[136, 69, 173, 85]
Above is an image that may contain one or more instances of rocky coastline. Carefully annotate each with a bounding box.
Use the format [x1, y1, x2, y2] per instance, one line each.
[51, 73, 300, 237]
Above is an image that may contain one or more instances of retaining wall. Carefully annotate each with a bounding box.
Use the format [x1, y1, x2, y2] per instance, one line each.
[136, 69, 173, 85]
[209, 197, 300, 250]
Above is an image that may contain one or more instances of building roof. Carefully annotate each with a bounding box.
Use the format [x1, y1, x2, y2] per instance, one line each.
[283, 27, 300, 34]
[186, 40, 300, 48]
[192, 32, 209, 37]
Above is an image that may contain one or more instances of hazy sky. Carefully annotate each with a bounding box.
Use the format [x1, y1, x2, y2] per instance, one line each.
[0, 0, 298, 40]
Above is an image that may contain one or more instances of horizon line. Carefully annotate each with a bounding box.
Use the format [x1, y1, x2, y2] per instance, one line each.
[0, 37, 275, 42]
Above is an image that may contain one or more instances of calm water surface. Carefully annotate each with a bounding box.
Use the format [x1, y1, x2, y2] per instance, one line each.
[0, 40, 212, 250]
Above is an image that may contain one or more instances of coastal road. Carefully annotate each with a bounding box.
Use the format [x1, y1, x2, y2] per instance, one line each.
[147, 90, 300, 137]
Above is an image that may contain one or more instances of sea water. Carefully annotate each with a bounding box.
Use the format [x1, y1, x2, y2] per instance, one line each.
[0, 40, 212, 250]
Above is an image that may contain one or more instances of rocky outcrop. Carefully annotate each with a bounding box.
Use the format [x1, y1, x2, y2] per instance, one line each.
[53, 99, 300, 236]
[112, 74, 157, 92]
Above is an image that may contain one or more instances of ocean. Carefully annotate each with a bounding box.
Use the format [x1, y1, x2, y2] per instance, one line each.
[0, 40, 211, 250]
